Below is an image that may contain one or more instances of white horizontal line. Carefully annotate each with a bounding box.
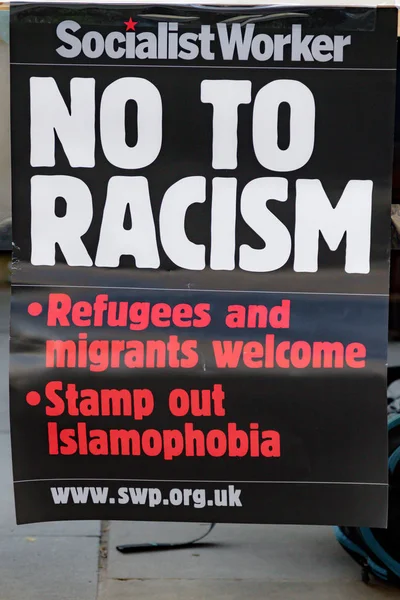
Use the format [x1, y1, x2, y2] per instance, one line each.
[12, 283, 387, 297]
[11, 63, 396, 72]
[14, 478, 387, 486]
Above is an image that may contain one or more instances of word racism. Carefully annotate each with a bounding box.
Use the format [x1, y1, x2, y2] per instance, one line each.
[30, 75, 372, 274]
[56, 21, 352, 63]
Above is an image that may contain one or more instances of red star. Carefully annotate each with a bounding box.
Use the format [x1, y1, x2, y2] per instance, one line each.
[124, 17, 138, 32]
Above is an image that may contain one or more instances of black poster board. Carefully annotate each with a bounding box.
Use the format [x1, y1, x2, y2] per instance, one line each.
[9, 2, 397, 526]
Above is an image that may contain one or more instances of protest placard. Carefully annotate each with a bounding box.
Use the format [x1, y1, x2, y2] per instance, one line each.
[9, 2, 397, 525]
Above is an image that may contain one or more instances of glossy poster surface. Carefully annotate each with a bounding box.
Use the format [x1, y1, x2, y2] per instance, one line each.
[9, 3, 397, 525]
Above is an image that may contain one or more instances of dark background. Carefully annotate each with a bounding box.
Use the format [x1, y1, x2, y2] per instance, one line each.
[10, 5, 397, 293]
[10, 286, 390, 525]
[9, 5, 397, 525]
[10, 287, 389, 484]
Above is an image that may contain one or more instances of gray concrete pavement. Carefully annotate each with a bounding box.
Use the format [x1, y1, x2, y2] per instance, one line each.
[99, 579, 399, 600]
[98, 521, 399, 600]
[106, 522, 355, 582]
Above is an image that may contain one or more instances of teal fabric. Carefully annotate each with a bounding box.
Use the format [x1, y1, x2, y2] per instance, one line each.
[360, 528, 400, 580]
[334, 527, 388, 581]
[0, 10, 9, 44]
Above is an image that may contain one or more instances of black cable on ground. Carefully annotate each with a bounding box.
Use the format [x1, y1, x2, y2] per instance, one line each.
[116, 523, 216, 554]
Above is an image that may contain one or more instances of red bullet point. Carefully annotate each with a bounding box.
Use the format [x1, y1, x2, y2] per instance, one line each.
[28, 302, 43, 317]
[26, 391, 41, 406]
